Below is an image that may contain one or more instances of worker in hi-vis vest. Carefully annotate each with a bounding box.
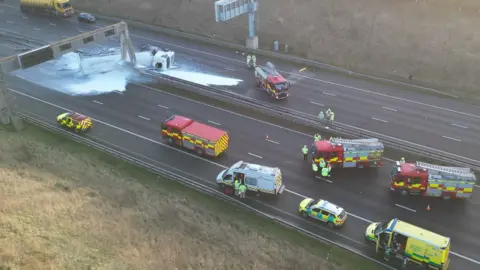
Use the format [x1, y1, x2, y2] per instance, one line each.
[312, 162, 319, 173]
[319, 158, 326, 168]
[314, 133, 321, 141]
[321, 167, 330, 177]
[302, 145, 309, 160]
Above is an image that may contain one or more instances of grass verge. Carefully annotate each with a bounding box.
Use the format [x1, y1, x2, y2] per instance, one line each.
[0, 122, 383, 269]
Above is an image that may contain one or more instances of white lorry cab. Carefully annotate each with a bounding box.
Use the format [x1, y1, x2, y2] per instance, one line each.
[216, 161, 285, 195]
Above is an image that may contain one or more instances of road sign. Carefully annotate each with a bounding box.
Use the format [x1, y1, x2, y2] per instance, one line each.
[215, 0, 257, 22]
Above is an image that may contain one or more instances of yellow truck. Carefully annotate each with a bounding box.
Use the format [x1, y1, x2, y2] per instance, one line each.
[365, 218, 450, 269]
[20, 0, 74, 17]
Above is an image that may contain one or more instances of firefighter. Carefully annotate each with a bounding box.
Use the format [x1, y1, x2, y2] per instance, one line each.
[384, 245, 391, 261]
[318, 110, 325, 121]
[329, 111, 335, 125]
[312, 162, 319, 173]
[302, 145, 308, 160]
[321, 167, 330, 178]
[238, 183, 247, 199]
[319, 158, 326, 168]
[400, 157, 405, 164]
[326, 109, 332, 119]
[314, 133, 321, 141]
[234, 179, 240, 196]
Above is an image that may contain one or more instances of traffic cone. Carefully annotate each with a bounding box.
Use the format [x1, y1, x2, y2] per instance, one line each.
[426, 204, 431, 212]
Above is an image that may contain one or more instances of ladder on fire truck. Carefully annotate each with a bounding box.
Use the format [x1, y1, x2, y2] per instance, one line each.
[416, 161, 475, 177]
[331, 138, 382, 146]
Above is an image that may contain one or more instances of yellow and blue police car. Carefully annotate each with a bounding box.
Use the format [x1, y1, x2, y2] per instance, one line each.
[298, 198, 347, 228]
[56, 112, 92, 133]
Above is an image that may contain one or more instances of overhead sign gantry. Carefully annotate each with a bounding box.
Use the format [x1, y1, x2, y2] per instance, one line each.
[214, 0, 258, 49]
[0, 21, 136, 131]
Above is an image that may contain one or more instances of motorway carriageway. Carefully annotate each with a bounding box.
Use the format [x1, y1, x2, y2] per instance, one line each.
[1, 3, 480, 161]
[7, 75, 480, 269]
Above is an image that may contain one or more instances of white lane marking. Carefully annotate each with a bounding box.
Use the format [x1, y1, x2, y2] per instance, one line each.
[208, 120, 221, 126]
[315, 176, 332, 183]
[133, 82, 477, 165]
[22, 16, 28, 19]
[475, 185, 480, 188]
[442, 136, 462, 142]
[323, 92, 336, 96]
[137, 115, 150, 121]
[157, 104, 169, 109]
[130, 34, 480, 119]
[382, 106, 397, 112]
[62, 35, 68, 38]
[248, 153, 263, 159]
[372, 117, 388, 123]
[10, 88, 229, 170]
[15, 75, 25, 80]
[33, 28, 40, 31]
[49, 23, 56, 26]
[2, 44, 15, 49]
[266, 139, 280, 144]
[12, 88, 480, 265]
[224, 67, 235, 71]
[394, 204, 417, 213]
[93, 100, 103, 105]
[6, 21, 13, 24]
[78, 30, 84, 33]
[310, 101, 324, 106]
[452, 123, 468, 129]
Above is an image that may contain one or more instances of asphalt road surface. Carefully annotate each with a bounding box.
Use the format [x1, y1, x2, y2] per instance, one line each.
[1, 3, 480, 269]
[7, 74, 480, 269]
[1, 2, 480, 162]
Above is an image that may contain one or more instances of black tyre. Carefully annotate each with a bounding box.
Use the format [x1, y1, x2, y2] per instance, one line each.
[400, 189, 409, 196]
[300, 211, 308, 218]
[196, 148, 204, 156]
[327, 222, 334, 228]
[167, 137, 173, 145]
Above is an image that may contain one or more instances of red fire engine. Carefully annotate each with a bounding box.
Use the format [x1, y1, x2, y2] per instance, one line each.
[161, 115, 229, 157]
[390, 161, 476, 199]
[311, 138, 384, 169]
[254, 62, 290, 99]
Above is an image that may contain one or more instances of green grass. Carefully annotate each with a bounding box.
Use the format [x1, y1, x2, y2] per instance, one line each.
[0, 122, 384, 269]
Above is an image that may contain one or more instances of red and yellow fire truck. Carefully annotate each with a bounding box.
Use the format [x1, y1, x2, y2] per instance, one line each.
[255, 62, 290, 99]
[312, 138, 384, 169]
[390, 161, 476, 199]
[161, 115, 229, 157]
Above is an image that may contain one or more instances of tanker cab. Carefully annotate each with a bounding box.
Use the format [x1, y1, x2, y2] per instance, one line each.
[55, 0, 74, 17]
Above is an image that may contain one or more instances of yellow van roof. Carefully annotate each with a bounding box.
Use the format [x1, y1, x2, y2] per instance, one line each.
[387, 218, 450, 248]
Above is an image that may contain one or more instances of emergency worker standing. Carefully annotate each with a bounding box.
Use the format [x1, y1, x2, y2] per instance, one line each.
[302, 145, 308, 160]
[312, 162, 318, 173]
[238, 184, 247, 199]
[319, 158, 326, 168]
[326, 109, 332, 119]
[314, 133, 321, 141]
[400, 157, 405, 164]
[318, 111, 325, 121]
[234, 179, 240, 196]
[329, 111, 335, 125]
[321, 167, 330, 178]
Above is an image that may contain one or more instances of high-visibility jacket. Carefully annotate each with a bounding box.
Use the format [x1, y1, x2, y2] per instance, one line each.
[312, 163, 318, 172]
[302, 146, 308, 154]
[234, 180, 240, 190]
[239, 185, 247, 193]
[319, 159, 326, 168]
[314, 134, 321, 141]
[321, 168, 329, 177]
[330, 113, 335, 121]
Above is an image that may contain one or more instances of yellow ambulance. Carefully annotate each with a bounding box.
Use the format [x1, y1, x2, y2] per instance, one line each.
[365, 218, 450, 269]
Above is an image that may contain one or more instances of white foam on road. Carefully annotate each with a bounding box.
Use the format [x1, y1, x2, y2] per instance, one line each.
[161, 70, 243, 87]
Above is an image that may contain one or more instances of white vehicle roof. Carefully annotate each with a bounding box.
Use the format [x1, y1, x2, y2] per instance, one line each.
[316, 200, 344, 216]
[229, 160, 279, 176]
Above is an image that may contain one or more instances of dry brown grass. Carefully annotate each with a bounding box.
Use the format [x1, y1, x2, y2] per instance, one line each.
[0, 125, 382, 270]
[74, 0, 480, 102]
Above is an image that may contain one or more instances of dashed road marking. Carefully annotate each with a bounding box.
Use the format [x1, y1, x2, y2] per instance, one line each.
[372, 117, 388, 123]
[62, 35, 68, 38]
[451, 123, 468, 129]
[49, 23, 56, 26]
[248, 152, 263, 159]
[93, 100, 103, 105]
[6, 21, 13, 24]
[299, 67, 307, 72]
[310, 101, 324, 106]
[315, 176, 332, 183]
[323, 92, 336, 96]
[394, 204, 417, 212]
[138, 115, 150, 121]
[442, 136, 462, 142]
[157, 104, 169, 109]
[16, 75, 25, 80]
[21, 16, 28, 19]
[224, 67, 235, 71]
[208, 120, 221, 126]
[33, 28, 40, 31]
[266, 139, 280, 144]
[382, 106, 397, 112]
[2, 44, 15, 49]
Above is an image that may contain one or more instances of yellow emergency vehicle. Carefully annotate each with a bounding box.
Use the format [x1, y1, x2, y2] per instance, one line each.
[298, 198, 347, 228]
[365, 218, 450, 269]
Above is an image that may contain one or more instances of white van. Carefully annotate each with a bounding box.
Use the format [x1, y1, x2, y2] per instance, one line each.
[216, 161, 285, 195]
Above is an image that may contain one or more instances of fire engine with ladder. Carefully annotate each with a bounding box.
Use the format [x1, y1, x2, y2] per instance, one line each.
[390, 161, 476, 199]
[311, 138, 384, 169]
